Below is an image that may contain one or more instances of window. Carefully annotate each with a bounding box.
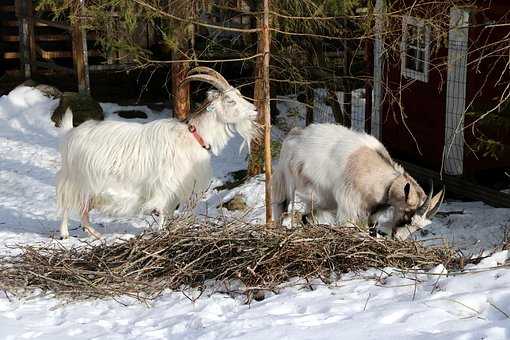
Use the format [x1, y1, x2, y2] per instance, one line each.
[401, 16, 430, 82]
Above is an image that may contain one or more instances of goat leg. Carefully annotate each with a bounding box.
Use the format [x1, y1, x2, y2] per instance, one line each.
[60, 209, 70, 239]
[81, 210, 102, 240]
[158, 214, 166, 229]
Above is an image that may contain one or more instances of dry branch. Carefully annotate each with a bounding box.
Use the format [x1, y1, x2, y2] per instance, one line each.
[0, 215, 460, 302]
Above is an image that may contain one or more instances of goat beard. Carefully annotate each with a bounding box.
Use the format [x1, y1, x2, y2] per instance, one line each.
[233, 120, 263, 153]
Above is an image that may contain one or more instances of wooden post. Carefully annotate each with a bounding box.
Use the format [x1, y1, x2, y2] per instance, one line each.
[71, 0, 90, 94]
[343, 91, 352, 127]
[170, 6, 191, 120]
[248, 0, 272, 223]
[17, 0, 35, 79]
[171, 52, 190, 120]
[248, 70, 264, 175]
[27, 0, 36, 75]
[261, 0, 272, 224]
[248, 4, 264, 175]
[305, 87, 314, 126]
[342, 20, 352, 128]
[327, 89, 344, 125]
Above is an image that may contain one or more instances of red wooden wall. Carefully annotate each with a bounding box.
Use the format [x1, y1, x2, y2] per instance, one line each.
[369, 0, 510, 174]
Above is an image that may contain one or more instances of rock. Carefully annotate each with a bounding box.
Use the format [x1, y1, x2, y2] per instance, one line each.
[147, 102, 168, 112]
[20, 79, 38, 88]
[252, 289, 266, 302]
[35, 84, 63, 99]
[18, 80, 63, 99]
[223, 194, 247, 211]
[51, 92, 104, 127]
[214, 170, 248, 191]
[115, 110, 148, 119]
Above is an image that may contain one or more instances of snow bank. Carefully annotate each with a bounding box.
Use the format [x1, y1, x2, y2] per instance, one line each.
[1, 251, 510, 340]
[1, 85, 510, 339]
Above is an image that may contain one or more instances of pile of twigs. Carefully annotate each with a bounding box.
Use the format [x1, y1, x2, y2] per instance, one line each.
[0, 215, 460, 302]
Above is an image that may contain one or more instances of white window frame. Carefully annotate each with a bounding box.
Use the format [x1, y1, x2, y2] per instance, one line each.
[401, 16, 430, 82]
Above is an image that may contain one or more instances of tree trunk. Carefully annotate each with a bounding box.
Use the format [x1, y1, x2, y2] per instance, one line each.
[247, 2, 266, 176]
[17, 0, 36, 80]
[171, 51, 190, 120]
[71, 0, 90, 94]
[170, 5, 192, 120]
[247, 0, 272, 223]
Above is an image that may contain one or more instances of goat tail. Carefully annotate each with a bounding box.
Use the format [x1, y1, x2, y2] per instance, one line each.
[271, 164, 288, 224]
[59, 108, 74, 135]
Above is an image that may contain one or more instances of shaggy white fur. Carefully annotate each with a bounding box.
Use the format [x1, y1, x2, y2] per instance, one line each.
[57, 88, 258, 239]
[272, 123, 433, 238]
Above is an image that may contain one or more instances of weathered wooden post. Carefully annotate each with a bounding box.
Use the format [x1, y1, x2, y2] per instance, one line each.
[16, 0, 36, 79]
[260, 0, 272, 224]
[171, 52, 190, 120]
[170, 6, 192, 120]
[342, 19, 353, 127]
[247, 0, 272, 223]
[71, 0, 90, 94]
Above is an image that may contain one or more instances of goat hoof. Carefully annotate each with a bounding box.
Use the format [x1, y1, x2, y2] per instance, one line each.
[87, 230, 102, 240]
[368, 227, 377, 237]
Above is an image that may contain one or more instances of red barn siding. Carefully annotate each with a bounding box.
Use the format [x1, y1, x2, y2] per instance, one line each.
[373, 0, 510, 174]
[464, 5, 510, 172]
[381, 42, 448, 171]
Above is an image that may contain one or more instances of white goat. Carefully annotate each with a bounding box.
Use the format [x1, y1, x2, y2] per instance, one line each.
[57, 67, 259, 239]
[272, 124, 444, 239]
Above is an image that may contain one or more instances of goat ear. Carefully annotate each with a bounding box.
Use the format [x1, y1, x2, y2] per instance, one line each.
[404, 183, 411, 202]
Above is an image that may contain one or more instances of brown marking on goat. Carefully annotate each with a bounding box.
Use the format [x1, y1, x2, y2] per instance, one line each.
[346, 147, 428, 235]
[376, 149, 404, 175]
[388, 174, 425, 210]
[345, 146, 392, 213]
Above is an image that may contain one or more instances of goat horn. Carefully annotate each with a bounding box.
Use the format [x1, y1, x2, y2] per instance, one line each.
[416, 181, 434, 217]
[179, 74, 230, 92]
[416, 181, 445, 219]
[394, 186, 445, 240]
[188, 67, 230, 87]
[425, 187, 445, 218]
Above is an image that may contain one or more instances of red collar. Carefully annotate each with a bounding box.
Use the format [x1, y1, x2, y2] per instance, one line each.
[188, 124, 211, 150]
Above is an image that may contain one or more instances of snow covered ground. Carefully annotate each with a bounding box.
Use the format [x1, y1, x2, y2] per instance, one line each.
[1, 86, 510, 339]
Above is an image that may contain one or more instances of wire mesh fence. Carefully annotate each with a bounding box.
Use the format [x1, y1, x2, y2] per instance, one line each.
[443, 7, 469, 176]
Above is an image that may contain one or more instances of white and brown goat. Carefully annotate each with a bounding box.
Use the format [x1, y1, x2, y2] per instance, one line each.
[57, 67, 259, 239]
[272, 124, 444, 239]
